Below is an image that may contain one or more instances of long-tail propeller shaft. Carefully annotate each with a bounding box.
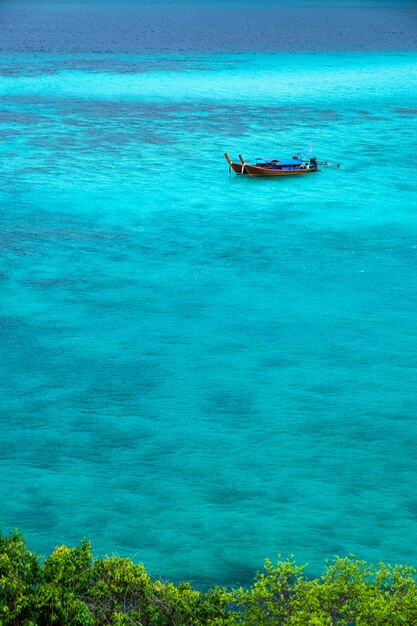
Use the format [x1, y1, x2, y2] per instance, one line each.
[317, 161, 340, 167]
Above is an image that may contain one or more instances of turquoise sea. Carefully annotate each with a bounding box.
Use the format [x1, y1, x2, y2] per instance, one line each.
[1, 45, 417, 587]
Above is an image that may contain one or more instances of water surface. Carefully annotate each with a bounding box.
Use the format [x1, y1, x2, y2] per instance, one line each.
[1, 1, 417, 589]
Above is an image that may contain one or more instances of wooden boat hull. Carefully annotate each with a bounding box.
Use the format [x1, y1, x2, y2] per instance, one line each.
[230, 162, 246, 175]
[243, 164, 318, 177]
[224, 152, 247, 175]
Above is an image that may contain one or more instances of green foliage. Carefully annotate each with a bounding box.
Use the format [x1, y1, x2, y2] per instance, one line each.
[1, 530, 417, 625]
[229, 556, 417, 625]
[34, 542, 95, 626]
[230, 556, 306, 624]
[86, 557, 229, 625]
[0, 530, 40, 625]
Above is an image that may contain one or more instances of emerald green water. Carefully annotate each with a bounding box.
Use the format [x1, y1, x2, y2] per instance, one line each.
[1, 50, 417, 587]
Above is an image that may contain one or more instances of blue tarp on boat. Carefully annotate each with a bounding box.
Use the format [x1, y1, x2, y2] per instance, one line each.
[279, 159, 303, 165]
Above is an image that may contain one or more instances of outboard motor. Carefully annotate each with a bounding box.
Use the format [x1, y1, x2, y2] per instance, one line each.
[310, 157, 317, 167]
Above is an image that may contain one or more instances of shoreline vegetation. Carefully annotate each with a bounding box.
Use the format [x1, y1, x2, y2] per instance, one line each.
[2, 531, 417, 625]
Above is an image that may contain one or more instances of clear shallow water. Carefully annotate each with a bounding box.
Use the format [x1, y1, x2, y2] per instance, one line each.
[1, 50, 417, 588]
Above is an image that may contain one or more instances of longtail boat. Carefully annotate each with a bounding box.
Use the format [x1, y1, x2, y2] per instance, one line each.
[224, 150, 339, 178]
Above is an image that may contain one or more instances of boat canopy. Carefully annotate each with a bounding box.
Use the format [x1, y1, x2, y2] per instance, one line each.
[256, 158, 304, 165]
[280, 159, 303, 165]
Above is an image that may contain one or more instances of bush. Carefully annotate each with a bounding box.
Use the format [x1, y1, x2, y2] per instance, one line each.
[1, 530, 417, 625]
